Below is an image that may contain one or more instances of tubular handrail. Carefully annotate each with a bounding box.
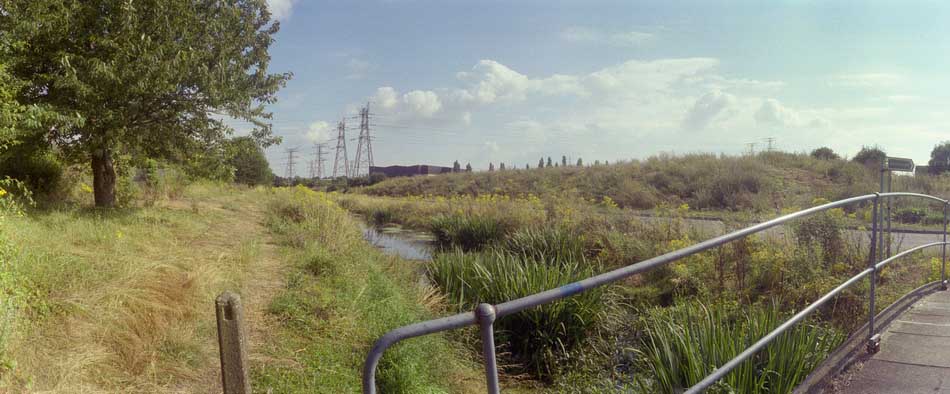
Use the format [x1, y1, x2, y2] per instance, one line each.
[362, 192, 950, 394]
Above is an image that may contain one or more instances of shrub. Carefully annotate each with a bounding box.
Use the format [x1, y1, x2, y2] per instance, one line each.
[635, 301, 843, 394]
[793, 210, 846, 266]
[852, 145, 886, 169]
[428, 249, 606, 379]
[227, 136, 274, 186]
[0, 141, 64, 201]
[430, 214, 510, 251]
[810, 147, 840, 160]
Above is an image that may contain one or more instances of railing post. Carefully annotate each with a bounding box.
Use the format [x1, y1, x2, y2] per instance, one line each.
[886, 171, 892, 258]
[943, 202, 948, 290]
[216, 292, 251, 394]
[867, 194, 881, 353]
[476, 303, 501, 394]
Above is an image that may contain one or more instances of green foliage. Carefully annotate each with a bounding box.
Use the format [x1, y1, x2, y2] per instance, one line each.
[0, 137, 64, 201]
[635, 301, 844, 394]
[430, 214, 510, 251]
[227, 137, 274, 186]
[5, 0, 289, 206]
[810, 147, 840, 160]
[793, 210, 846, 266]
[501, 226, 586, 264]
[428, 249, 606, 379]
[0, 177, 33, 217]
[261, 187, 480, 393]
[928, 141, 950, 174]
[852, 145, 886, 168]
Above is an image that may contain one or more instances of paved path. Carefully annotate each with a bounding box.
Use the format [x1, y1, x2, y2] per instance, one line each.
[844, 290, 950, 393]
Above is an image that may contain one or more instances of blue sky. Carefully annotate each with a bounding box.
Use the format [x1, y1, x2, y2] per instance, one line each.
[246, 0, 950, 175]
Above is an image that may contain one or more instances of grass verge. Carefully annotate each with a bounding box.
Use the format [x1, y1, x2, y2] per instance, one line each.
[252, 186, 483, 393]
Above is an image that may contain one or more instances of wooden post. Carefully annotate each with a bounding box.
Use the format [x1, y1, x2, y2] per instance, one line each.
[216, 292, 251, 394]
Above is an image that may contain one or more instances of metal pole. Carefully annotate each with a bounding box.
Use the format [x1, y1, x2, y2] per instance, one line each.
[867, 194, 881, 353]
[476, 304, 501, 394]
[878, 166, 886, 263]
[943, 203, 948, 290]
[886, 171, 892, 258]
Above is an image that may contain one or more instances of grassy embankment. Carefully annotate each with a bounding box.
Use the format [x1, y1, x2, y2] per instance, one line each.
[358, 152, 950, 225]
[0, 182, 482, 393]
[335, 183, 943, 392]
[254, 186, 484, 393]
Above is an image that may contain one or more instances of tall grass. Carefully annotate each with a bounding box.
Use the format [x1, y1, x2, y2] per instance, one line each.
[430, 214, 511, 251]
[428, 249, 606, 379]
[501, 226, 586, 264]
[257, 187, 483, 393]
[636, 301, 844, 394]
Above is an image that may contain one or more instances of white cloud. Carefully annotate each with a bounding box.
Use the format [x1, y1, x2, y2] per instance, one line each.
[682, 90, 736, 130]
[404, 90, 442, 117]
[371, 87, 443, 118]
[560, 26, 654, 47]
[266, 0, 297, 21]
[456, 60, 534, 104]
[754, 99, 800, 127]
[829, 73, 903, 88]
[373, 87, 399, 110]
[306, 121, 332, 142]
[886, 95, 920, 103]
[453, 57, 720, 106]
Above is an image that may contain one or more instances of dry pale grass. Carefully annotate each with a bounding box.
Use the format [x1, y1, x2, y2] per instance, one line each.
[2, 183, 282, 393]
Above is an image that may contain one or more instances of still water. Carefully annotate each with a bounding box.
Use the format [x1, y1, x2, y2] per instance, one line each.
[361, 223, 434, 261]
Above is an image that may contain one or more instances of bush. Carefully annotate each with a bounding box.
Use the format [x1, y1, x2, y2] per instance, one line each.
[0, 141, 64, 201]
[635, 301, 843, 394]
[793, 210, 846, 266]
[853, 145, 886, 169]
[428, 249, 606, 379]
[227, 136, 274, 186]
[810, 147, 840, 160]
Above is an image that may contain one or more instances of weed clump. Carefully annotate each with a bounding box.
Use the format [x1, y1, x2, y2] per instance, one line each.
[428, 249, 606, 379]
[635, 301, 843, 394]
[430, 214, 510, 251]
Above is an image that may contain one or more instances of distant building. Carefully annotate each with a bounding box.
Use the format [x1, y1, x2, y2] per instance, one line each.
[370, 164, 454, 178]
[915, 165, 930, 176]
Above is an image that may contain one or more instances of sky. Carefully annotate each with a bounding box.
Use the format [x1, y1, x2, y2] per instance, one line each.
[246, 0, 950, 174]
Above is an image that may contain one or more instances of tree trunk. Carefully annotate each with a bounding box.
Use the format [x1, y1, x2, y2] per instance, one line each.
[92, 148, 117, 208]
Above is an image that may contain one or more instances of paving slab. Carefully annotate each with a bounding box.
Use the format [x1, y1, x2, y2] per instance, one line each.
[842, 290, 950, 393]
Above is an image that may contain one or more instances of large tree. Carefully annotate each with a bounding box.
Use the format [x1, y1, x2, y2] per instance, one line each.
[4, 0, 290, 207]
[929, 142, 950, 175]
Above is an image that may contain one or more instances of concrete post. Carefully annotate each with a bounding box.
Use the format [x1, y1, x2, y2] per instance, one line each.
[216, 292, 251, 394]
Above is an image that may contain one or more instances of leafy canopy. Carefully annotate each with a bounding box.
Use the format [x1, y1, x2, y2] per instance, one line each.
[4, 0, 289, 199]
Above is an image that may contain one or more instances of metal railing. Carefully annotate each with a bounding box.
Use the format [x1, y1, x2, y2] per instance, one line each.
[362, 192, 950, 394]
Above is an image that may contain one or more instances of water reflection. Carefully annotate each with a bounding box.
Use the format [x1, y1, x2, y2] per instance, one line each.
[362, 224, 434, 261]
